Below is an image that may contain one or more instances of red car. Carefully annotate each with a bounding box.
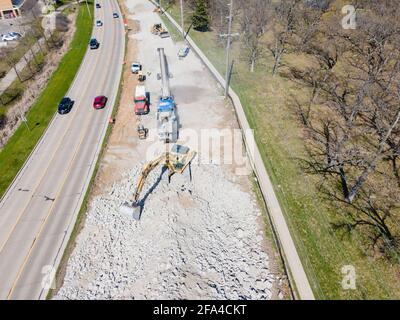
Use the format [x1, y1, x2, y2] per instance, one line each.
[93, 95, 107, 109]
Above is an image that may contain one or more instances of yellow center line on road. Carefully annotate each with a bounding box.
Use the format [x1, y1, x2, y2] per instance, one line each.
[0, 11, 104, 258]
[6, 0, 123, 299]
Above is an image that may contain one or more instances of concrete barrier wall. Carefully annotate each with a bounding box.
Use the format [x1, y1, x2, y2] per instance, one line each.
[151, 0, 315, 300]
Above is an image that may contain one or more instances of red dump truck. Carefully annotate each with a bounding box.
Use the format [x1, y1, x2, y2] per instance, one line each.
[134, 85, 149, 115]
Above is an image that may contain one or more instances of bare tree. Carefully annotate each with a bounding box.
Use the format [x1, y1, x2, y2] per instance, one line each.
[238, 0, 269, 72]
[3, 50, 23, 82]
[292, 1, 400, 252]
[31, 9, 52, 50]
[267, 0, 300, 75]
[209, 0, 230, 44]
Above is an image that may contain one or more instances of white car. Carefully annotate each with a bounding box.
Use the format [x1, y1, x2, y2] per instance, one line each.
[1, 32, 22, 42]
[131, 62, 142, 74]
[96, 20, 103, 27]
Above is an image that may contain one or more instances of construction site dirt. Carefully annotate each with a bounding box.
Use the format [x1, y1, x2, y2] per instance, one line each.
[55, 0, 286, 300]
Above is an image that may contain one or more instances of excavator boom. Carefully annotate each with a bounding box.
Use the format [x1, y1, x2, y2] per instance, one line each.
[133, 154, 165, 203]
[119, 144, 196, 220]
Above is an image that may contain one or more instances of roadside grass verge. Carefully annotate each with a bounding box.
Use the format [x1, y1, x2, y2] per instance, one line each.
[0, 1, 94, 198]
[160, 16, 182, 43]
[160, 4, 400, 299]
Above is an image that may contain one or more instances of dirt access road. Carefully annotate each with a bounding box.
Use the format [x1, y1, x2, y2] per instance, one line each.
[55, 0, 286, 300]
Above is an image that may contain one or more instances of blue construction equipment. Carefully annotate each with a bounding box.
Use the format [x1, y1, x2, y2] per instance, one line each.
[156, 48, 178, 143]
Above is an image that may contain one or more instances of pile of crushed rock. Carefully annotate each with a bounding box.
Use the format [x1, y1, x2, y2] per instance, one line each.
[55, 164, 274, 299]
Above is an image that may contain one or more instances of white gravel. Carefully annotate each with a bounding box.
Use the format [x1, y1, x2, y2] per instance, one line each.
[55, 163, 274, 300]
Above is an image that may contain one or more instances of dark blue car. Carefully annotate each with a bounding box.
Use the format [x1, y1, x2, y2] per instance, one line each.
[58, 97, 73, 114]
[89, 38, 99, 49]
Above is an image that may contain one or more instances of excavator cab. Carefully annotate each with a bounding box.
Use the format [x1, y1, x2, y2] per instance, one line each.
[169, 144, 193, 172]
[119, 144, 196, 220]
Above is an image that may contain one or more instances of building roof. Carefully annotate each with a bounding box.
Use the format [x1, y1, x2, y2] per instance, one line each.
[0, 0, 25, 9]
[0, 0, 13, 11]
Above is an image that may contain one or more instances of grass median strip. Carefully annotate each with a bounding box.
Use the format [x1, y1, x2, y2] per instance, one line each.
[0, 2, 94, 199]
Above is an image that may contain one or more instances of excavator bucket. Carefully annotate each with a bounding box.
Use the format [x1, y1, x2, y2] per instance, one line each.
[119, 201, 141, 220]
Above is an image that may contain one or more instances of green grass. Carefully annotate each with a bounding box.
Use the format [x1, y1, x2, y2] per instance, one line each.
[0, 1, 94, 198]
[161, 16, 182, 42]
[0, 80, 26, 111]
[161, 4, 400, 299]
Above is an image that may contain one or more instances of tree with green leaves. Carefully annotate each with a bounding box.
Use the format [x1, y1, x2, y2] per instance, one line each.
[191, 0, 210, 31]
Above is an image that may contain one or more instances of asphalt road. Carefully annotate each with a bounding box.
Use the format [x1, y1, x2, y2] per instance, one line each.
[0, 0, 125, 300]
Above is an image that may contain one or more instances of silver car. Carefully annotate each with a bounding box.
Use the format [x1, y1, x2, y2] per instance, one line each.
[178, 45, 190, 58]
[1, 32, 22, 41]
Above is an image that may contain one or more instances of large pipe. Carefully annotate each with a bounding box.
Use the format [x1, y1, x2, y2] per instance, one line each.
[157, 48, 171, 99]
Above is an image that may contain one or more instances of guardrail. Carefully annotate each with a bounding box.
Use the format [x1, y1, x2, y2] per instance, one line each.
[150, 0, 315, 300]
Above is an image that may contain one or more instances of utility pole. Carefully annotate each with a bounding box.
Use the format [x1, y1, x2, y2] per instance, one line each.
[180, 0, 185, 39]
[219, 0, 239, 97]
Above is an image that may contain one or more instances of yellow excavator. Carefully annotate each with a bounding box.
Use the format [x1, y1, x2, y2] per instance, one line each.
[119, 144, 196, 220]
